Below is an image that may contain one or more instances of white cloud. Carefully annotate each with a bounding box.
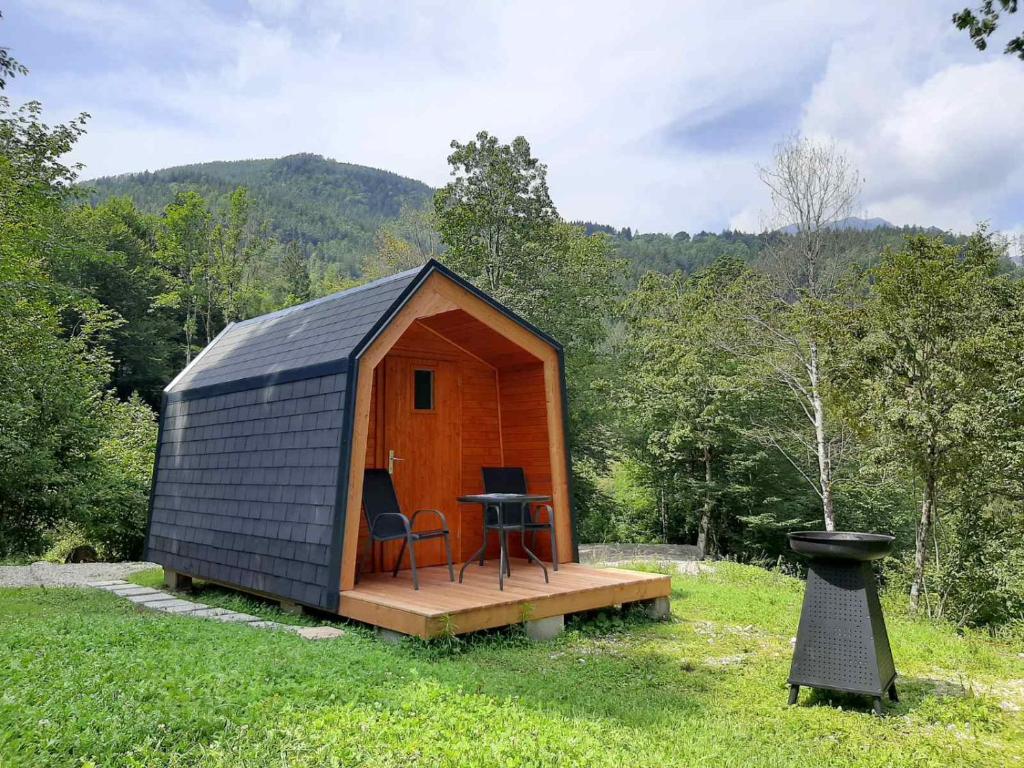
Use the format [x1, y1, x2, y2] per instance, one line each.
[9, 0, 1023, 234]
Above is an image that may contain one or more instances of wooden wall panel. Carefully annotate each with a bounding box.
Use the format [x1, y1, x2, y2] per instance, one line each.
[357, 321, 502, 575]
[498, 363, 555, 560]
[458, 364, 503, 563]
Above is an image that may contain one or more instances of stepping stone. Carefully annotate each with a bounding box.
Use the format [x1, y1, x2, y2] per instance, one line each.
[96, 582, 132, 591]
[158, 602, 209, 615]
[212, 612, 261, 623]
[249, 621, 286, 630]
[295, 626, 345, 641]
[126, 593, 179, 605]
[86, 580, 128, 588]
[189, 607, 234, 619]
[147, 599, 205, 614]
[109, 586, 159, 597]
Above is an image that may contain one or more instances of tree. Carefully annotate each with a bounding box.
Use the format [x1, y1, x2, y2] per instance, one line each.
[839, 233, 1015, 612]
[59, 197, 179, 404]
[954, 1, 1023, 60]
[434, 131, 558, 292]
[280, 240, 311, 304]
[621, 261, 755, 557]
[743, 135, 863, 531]
[434, 131, 624, 523]
[362, 206, 441, 279]
[210, 186, 267, 330]
[154, 191, 212, 364]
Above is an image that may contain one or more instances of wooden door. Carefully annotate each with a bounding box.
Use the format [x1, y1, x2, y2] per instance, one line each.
[383, 356, 461, 568]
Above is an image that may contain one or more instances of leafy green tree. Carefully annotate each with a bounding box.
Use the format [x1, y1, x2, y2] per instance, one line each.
[954, 1, 1023, 60]
[622, 262, 753, 557]
[435, 131, 558, 292]
[839, 234, 1017, 612]
[280, 240, 312, 305]
[362, 205, 442, 279]
[619, 259, 827, 558]
[77, 394, 158, 559]
[59, 197, 179, 404]
[211, 186, 269, 329]
[0, 44, 152, 557]
[434, 132, 624, 528]
[154, 191, 212, 363]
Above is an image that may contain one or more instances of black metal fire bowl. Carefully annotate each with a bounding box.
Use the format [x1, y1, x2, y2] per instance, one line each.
[787, 530, 898, 715]
[788, 531, 895, 562]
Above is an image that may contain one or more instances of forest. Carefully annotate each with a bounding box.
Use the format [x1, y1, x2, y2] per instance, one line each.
[3, 44, 1024, 636]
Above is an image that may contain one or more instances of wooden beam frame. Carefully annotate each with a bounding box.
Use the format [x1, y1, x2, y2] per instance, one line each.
[338, 271, 574, 591]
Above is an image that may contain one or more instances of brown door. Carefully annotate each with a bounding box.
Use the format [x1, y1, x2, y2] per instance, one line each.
[383, 355, 461, 568]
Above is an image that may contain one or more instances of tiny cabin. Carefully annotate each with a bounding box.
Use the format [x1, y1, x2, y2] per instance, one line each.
[146, 261, 669, 637]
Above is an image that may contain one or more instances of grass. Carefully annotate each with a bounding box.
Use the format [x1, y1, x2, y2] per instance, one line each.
[0, 562, 1021, 767]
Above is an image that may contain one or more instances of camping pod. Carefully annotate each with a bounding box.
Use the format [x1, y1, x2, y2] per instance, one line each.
[146, 260, 670, 637]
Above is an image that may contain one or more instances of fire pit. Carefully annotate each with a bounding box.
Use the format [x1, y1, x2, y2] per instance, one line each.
[787, 531, 898, 715]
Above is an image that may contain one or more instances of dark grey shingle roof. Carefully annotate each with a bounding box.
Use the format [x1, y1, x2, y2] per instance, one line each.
[170, 267, 420, 393]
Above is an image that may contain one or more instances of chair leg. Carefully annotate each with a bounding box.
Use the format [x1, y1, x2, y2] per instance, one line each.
[407, 536, 419, 590]
[392, 539, 407, 578]
[498, 528, 506, 591]
[443, 532, 455, 582]
[548, 521, 559, 572]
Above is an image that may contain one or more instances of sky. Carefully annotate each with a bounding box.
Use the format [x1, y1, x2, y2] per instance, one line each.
[5, 0, 1024, 236]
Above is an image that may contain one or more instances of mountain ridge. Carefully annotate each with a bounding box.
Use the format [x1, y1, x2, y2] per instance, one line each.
[84, 153, 435, 274]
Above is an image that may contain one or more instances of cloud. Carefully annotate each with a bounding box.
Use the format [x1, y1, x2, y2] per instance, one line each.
[6, 0, 1022, 235]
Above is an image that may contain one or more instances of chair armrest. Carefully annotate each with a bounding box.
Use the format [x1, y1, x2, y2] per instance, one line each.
[370, 512, 410, 537]
[530, 503, 555, 524]
[411, 508, 450, 532]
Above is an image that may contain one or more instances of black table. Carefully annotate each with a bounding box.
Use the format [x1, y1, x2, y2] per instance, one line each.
[457, 493, 553, 590]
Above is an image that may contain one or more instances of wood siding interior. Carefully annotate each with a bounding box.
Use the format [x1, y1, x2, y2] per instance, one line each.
[341, 271, 573, 591]
[358, 321, 505, 574]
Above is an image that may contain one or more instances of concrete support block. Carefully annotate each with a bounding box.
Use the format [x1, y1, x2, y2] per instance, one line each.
[636, 596, 671, 621]
[375, 627, 406, 645]
[279, 599, 305, 616]
[525, 614, 564, 642]
[296, 626, 345, 641]
[164, 569, 192, 591]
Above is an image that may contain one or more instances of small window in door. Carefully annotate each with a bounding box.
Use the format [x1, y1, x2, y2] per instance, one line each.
[413, 369, 434, 411]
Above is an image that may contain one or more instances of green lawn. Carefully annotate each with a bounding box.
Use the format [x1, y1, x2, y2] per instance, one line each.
[1, 563, 1021, 767]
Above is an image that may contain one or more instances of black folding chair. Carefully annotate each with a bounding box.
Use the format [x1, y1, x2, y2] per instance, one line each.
[362, 468, 454, 590]
[481, 467, 559, 573]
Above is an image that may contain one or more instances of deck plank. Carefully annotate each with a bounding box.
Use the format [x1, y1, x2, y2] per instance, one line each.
[340, 560, 671, 638]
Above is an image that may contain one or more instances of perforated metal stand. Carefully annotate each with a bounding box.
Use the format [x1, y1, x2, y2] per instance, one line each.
[788, 559, 897, 714]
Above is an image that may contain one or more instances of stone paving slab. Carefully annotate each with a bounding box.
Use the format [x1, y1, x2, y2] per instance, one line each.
[189, 607, 234, 618]
[156, 602, 209, 615]
[110, 586, 161, 597]
[212, 612, 261, 623]
[126, 593, 181, 605]
[95, 582, 131, 591]
[147, 600, 205, 613]
[81, 580, 343, 639]
[248, 621, 286, 630]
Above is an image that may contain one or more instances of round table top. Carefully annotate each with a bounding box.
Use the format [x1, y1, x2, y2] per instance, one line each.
[457, 493, 552, 504]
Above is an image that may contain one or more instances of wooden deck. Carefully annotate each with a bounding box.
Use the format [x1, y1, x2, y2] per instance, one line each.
[339, 560, 672, 638]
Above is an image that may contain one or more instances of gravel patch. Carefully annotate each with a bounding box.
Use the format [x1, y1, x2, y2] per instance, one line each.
[0, 561, 158, 588]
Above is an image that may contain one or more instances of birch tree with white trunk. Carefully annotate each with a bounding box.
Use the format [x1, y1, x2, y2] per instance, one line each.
[747, 135, 863, 532]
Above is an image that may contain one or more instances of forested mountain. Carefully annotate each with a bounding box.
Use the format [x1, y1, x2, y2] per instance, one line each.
[84, 154, 434, 276]
[86, 154, 970, 283]
[574, 221, 969, 278]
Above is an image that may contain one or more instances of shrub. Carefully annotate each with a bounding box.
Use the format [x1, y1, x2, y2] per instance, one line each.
[74, 394, 158, 560]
